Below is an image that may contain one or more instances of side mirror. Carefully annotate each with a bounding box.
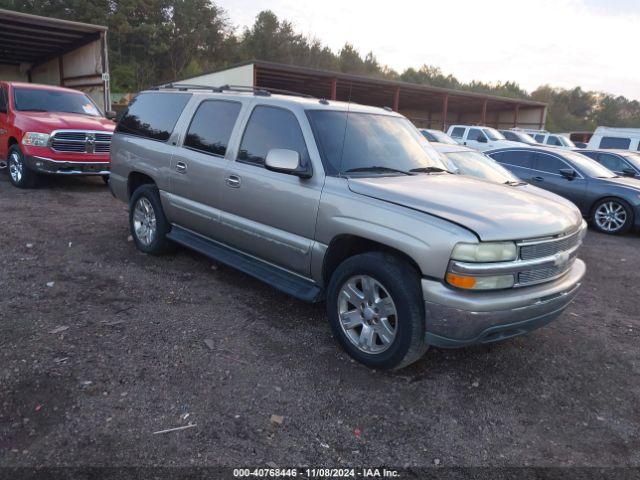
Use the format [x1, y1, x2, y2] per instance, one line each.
[559, 168, 577, 180]
[105, 110, 117, 120]
[265, 149, 311, 178]
[476, 136, 488, 143]
[622, 168, 636, 177]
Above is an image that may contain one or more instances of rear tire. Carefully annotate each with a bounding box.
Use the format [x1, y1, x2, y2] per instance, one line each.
[591, 197, 633, 235]
[129, 184, 173, 255]
[7, 145, 36, 188]
[326, 252, 427, 369]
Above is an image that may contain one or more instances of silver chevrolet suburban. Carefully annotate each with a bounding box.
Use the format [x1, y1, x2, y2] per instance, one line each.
[109, 85, 587, 369]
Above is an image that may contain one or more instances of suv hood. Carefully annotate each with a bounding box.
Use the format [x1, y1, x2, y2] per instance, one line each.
[16, 111, 115, 132]
[348, 174, 583, 241]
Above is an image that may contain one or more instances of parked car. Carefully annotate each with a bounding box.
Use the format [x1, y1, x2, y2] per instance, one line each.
[486, 146, 640, 234]
[446, 125, 523, 151]
[586, 126, 640, 152]
[419, 128, 457, 145]
[500, 129, 538, 145]
[0, 82, 116, 188]
[578, 149, 640, 178]
[527, 131, 576, 149]
[110, 86, 586, 369]
[574, 142, 588, 148]
[432, 143, 582, 206]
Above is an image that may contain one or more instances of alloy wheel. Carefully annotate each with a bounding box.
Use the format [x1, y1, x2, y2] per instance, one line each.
[337, 275, 398, 354]
[132, 197, 157, 246]
[594, 201, 627, 233]
[9, 151, 23, 184]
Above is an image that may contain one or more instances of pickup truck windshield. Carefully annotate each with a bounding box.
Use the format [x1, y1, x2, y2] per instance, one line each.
[483, 128, 506, 141]
[307, 110, 447, 176]
[13, 88, 101, 117]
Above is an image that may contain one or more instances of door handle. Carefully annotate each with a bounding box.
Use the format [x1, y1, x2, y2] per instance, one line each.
[175, 162, 187, 174]
[531, 176, 544, 182]
[226, 174, 241, 188]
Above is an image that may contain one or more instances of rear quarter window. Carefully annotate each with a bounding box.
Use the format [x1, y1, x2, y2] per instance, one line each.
[599, 136, 631, 149]
[116, 92, 192, 142]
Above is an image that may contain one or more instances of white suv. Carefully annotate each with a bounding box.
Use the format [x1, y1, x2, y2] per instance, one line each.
[525, 130, 576, 149]
[446, 125, 523, 152]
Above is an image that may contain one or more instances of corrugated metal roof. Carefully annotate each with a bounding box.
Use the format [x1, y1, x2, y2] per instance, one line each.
[0, 9, 106, 66]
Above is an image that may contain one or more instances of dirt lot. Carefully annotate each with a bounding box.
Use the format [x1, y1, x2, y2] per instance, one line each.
[1, 174, 639, 472]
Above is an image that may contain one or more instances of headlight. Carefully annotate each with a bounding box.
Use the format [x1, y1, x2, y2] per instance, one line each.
[451, 242, 517, 262]
[22, 132, 50, 147]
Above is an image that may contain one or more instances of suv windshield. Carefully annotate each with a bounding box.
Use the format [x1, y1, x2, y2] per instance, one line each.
[445, 150, 521, 184]
[564, 151, 616, 178]
[483, 128, 506, 141]
[307, 111, 447, 176]
[13, 88, 101, 117]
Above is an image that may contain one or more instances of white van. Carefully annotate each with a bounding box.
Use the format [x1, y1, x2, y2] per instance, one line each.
[587, 127, 640, 152]
[446, 125, 523, 152]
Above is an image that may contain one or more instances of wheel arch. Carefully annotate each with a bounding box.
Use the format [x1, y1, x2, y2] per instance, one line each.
[128, 171, 157, 199]
[322, 234, 422, 287]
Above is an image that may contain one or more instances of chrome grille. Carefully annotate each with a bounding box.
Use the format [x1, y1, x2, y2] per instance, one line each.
[50, 130, 112, 154]
[519, 229, 582, 261]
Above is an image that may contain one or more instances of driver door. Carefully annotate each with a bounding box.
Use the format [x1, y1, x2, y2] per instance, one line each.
[531, 152, 589, 210]
[464, 128, 488, 151]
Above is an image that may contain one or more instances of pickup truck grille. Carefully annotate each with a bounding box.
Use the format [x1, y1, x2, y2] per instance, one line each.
[519, 229, 582, 261]
[50, 130, 112, 154]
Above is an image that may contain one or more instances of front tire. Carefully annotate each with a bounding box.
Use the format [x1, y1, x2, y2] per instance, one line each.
[7, 145, 36, 188]
[326, 252, 427, 369]
[129, 184, 173, 254]
[591, 197, 633, 234]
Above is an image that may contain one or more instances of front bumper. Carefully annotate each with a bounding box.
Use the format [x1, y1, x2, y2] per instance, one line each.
[25, 155, 110, 176]
[422, 258, 586, 347]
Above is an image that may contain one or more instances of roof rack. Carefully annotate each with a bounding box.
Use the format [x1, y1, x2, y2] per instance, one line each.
[152, 83, 315, 99]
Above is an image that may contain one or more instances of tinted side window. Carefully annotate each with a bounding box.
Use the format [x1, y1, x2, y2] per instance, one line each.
[116, 92, 192, 142]
[534, 153, 568, 174]
[450, 127, 465, 138]
[502, 131, 516, 141]
[421, 130, 436, 142]
[598, 153, 627, 172]
[600, 136, 631, 149]
[238, 106, 308, 167]
[184, 100, 241, 157]
[580, 151, 599, 160]
[547, 136, 561, 146]
[467, 128, 484, 141]
[535, 134, 545, 142]
[0, 88, 6, 112]
[497, 150, 535, 168]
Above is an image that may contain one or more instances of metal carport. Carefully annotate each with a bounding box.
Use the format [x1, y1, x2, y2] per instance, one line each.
[0, 8, 110, 110]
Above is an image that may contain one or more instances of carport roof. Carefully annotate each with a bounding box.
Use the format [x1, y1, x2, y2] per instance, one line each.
[0, 9, 106, 66]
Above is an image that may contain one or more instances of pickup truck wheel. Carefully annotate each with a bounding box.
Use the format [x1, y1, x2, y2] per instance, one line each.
[326, 252, 427, 370]
[7, 145, 36, 188]
[129, 185, 173, 255]
[591, 198, 633, 234]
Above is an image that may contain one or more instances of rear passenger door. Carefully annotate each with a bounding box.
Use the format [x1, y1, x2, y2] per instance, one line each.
[532, 152, 588, 210]
[168, 99, 243, 238]
[218, 104, 323, 277]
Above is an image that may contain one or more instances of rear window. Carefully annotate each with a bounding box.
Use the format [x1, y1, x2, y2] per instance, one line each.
[599, 136, 631, 149]
[450, 127, 465, 138]
[535, 134, 545, 142]
[116, 92, 192, 142]
[467, 128, 485, 141]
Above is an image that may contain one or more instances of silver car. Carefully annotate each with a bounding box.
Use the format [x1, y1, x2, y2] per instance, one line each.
[109, 85, 587, 369]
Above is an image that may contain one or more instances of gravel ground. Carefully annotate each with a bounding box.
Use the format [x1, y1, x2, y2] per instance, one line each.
[0, 174, 639, 471]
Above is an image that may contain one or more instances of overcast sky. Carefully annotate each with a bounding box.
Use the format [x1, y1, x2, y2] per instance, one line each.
[222, 0, 640, 100]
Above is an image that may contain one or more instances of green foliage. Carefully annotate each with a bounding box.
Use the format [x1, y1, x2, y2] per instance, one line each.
[0, 1, 638, 129]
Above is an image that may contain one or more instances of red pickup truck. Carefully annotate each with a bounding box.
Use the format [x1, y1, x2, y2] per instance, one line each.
[0, 82, 116, 188]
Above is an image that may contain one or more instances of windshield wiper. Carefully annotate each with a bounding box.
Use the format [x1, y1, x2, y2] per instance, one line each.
[344, 166, 413, 176]
[409, 166, 449, 173]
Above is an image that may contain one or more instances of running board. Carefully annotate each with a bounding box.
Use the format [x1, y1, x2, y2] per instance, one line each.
[167, 225, 323, 302]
